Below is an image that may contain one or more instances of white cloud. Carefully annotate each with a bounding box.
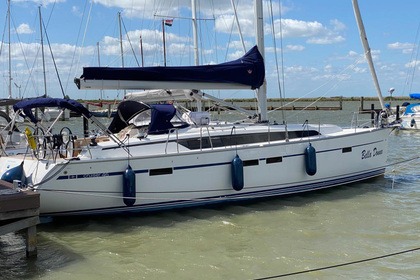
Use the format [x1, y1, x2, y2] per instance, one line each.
[286, 44, 304, 51]
[280, 19, 324, 38]
[352, 67, 367, 74]
[388, 42, 414, 50]
[388, 42, 416, 54]
[92, 0, 189, 20]
[307, 35, 344, 44]
[405, 60, 420, 68]
[13, 0, 65, 6]
[16, 23, 34, 34]
[72, 6, 82, 17]
[324, 64, 333, 72]
[312, 73, 351, 81]
[272, 18, 346, 45]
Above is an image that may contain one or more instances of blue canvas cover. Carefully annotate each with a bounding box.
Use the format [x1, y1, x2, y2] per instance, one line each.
[404, 103, 420, 114]
[409, 93, 420, 99]
[76, 45, 265, 90]
[148, 104, 176, 135]
[13, 97, 92, 123]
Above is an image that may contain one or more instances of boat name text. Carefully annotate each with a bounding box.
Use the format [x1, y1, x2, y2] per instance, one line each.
[361, 147, 383, 159]
[82, 173, 110, 178]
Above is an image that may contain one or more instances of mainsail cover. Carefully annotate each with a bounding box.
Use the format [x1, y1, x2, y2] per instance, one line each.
[75, 45, 265, 91]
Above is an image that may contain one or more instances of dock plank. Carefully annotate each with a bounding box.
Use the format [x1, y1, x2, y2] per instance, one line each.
[0, 179, 40, 257]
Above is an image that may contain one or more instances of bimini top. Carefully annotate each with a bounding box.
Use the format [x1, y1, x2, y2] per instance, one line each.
[75, 45, 265, 91]
[13, 97, 92, 123]
[409, 93, 420, 100]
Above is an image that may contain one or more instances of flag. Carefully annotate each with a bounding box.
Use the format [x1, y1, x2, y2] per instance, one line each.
[164, 19, 173, 26]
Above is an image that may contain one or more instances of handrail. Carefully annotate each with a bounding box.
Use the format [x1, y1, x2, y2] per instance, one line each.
[165, 128, 179, 154]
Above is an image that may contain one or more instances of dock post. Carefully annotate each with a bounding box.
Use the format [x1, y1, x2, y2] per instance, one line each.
[26, 225, 38, 257]
[371, 104, 375, 125]
[360, 96, 364, 111]
[0, 180, 40, 258]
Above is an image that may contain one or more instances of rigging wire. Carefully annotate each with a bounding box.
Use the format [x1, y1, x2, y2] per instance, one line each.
[41, 17, 66, 98]
[254, 247, 420, 279]
[268, 53, 368, 120]
[10, 11, 39, 97]
[268, 0, 289, 139]
[121, 16, 140, 67]
[74, 0, 93, 79]
[65, 0, 90, 94]
[402, 21, 420, 95]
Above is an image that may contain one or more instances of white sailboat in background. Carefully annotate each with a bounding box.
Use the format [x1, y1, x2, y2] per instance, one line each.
[400, 93, 420, 130]
[0, 0, 392, 217]
[399, 22, 420, 130]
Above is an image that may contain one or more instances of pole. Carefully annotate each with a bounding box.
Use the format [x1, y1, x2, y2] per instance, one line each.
[191, 0, 199, 65]
[254, 0, 267, 122]
[118, 12, 124, 68]
[162, 20, 166, 66]
[140, 35, 144, 67]
[352, 0, 386, 110]
[7, 0, 12, 99]
[97, 42, 103, 100]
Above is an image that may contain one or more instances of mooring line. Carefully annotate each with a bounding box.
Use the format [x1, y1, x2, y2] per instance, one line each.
[254, 247, 420, 279]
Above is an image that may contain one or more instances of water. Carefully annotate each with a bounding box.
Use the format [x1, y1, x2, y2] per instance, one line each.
[1, 103, 419, 279]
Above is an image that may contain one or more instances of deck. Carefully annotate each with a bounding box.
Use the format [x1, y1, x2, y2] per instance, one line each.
[0, 180, 40, 257]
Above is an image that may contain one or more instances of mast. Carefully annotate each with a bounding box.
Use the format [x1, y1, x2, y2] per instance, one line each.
[118, 12, 124, 68]
[7, 0, 11, 98]
[97, 42, 103, 100]
[191, 0, 199, 66]
[190, 0, 202, 111]
[352, 0, 386, 110]
[254, 0, 267, 122]
[162, 20, 167, 66]
[140, 35, 144, 67]
[39, 6, 47, 97]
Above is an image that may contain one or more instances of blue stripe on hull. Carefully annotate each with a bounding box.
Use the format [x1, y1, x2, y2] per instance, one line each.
[43, 168, 385, 217]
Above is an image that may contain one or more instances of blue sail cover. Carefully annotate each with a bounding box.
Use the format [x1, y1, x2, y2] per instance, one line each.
[409, 93, 420, 99]
[76, 45, 265, 90]
[13, 97, 92, 123]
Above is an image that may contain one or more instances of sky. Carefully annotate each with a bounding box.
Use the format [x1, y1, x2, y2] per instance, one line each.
[0, 0, 419, 101]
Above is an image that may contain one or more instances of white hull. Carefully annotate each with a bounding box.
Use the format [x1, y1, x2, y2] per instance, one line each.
[0, 125, 389, 216]
[400, 115, 420, 130]
[399, 103, 420, 130]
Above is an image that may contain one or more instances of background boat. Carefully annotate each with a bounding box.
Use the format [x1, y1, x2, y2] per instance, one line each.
[400, 93, 420, 129]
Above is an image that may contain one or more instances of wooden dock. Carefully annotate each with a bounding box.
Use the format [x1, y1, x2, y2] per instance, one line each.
[0, 180, 40, 258]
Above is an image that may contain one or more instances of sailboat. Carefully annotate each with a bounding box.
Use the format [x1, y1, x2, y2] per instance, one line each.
[0, 0, 392, 217]
[400, 93, 420, 130]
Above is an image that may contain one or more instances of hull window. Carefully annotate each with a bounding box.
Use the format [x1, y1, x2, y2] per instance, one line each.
[342, 147, 352, 153]
[266, 156, 283, 164]
[149, 168, 173, 176]
[243, 159, 259, 166]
